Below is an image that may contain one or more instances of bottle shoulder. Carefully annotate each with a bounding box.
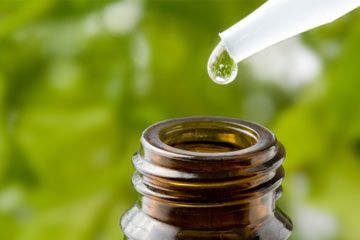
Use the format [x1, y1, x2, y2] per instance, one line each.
[121, 206, 292, 240]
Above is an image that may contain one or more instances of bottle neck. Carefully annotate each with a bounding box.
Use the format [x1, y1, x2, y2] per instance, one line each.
[132, 117, 285, 229]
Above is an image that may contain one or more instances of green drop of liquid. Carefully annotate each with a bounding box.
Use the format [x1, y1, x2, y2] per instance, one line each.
[207, 42, 238, 85]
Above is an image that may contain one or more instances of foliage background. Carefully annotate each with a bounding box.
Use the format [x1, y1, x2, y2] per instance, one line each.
[0, 0, 360, 239]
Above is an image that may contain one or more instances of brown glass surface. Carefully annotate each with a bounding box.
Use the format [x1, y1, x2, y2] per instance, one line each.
[121, 117, 292, 240]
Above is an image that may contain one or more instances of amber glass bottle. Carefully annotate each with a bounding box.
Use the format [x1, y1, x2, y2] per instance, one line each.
[121, 117, 292, 240]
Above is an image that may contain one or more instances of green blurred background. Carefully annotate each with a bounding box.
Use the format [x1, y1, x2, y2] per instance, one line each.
[0, 0, 360, 239]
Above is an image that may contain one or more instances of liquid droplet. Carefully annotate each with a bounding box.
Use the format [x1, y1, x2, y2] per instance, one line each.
[207, 42, 238, 85]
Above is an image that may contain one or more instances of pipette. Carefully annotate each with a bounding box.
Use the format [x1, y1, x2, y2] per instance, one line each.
[208, 0, 360, 84]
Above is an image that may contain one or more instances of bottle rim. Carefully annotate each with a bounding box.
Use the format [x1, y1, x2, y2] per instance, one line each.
[141, 116, 277, 161]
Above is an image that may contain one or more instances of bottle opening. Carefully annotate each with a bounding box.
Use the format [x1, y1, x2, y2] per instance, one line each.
[159, 120, 258, 153]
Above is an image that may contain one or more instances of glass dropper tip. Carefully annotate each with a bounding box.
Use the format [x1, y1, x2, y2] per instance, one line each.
[207, 42, 238, 85]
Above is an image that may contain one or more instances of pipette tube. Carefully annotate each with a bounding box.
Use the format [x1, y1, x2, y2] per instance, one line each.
[220, 0, 360, 63]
